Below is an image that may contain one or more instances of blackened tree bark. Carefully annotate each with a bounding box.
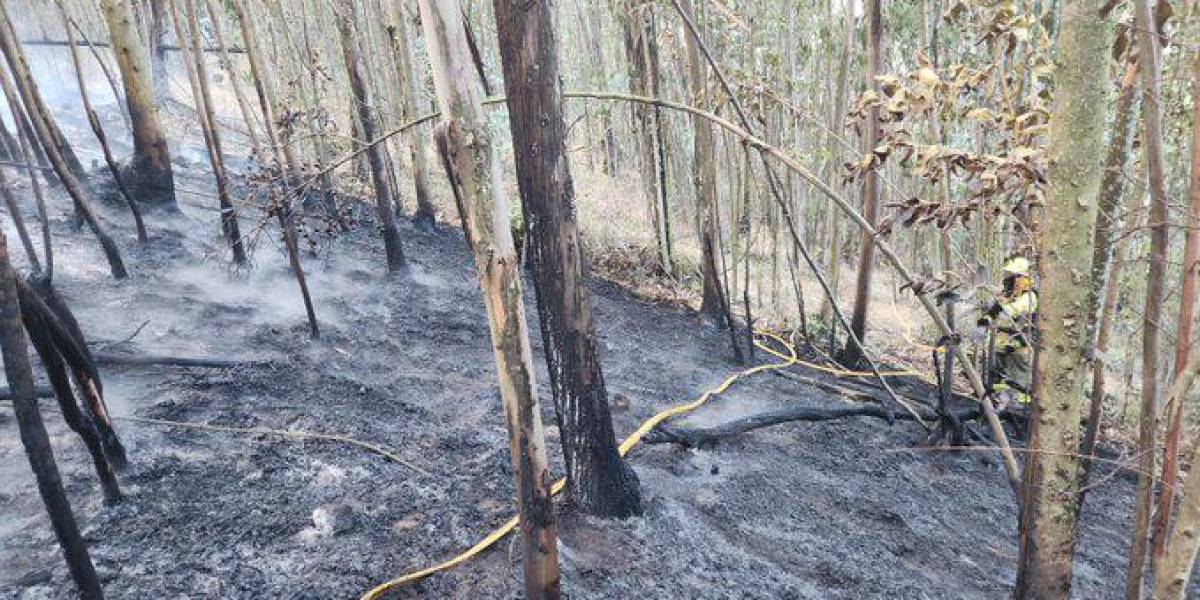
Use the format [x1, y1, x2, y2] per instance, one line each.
[336, 0, 407, 274]
[680, 0, 724, 321]
[0, 12, 127, 279]
[100, 0, 177, 208]
[0, 228, 104, 600]
[492, 0, 641, 517]
[383, 0, 438, 230]
[169, 0, 247, 265]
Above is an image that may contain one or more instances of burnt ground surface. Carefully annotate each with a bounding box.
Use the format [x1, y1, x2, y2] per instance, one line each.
[0, 170, 1190, 600]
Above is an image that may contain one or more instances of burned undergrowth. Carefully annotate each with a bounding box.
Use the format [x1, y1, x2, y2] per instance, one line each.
[0, 194, 1172, 599]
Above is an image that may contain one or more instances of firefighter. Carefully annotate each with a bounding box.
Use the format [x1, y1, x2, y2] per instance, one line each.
[977, 256, 1037, 411]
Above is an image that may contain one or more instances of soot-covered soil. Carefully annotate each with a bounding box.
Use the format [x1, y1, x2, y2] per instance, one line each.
[0, 187, 1179, 600]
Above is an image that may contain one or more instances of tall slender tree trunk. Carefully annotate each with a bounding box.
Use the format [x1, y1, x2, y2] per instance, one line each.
[59, 3, 147, 243]
[1152, 352, 1200, 599]
[228, 0, 301, 181]
[0, 228, 104, 600]
[0, 13, 85, 184]
[418, 0, 560, 595]
[682, 0, 722, 320]
[170, 0, 247, 265]
[493, 0, 642, 518]
[1, 69, 52, 277]
[621, 1, 672, 273]
[383, 1, 437, 230]
[837, 0, 883, 367]
[0, 12, 127, 279]
[1080, 58, 1140, 489]
[1126, 0, 1169, 595]
[100, 0, 178, 209]
[578, 1, 618, 174]
[820, 0, 855, 326]
[148, 0, 169, 103]
[209, 0, 317, 338]
[1155, 49, 1200, 565]
[336, 0, 407, 274]
[1013, 0, 1110, 597]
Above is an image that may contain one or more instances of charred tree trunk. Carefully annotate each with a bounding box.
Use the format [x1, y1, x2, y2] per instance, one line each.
[170, 0, 247, 265]
[0, 229, 104, 600]
[681, 0, 723, 321]
[336, 0, 407, 274]
[419, 0, 560, 595]
[20, 277, 122, 503]
[837, 0, 883, 368]
[60, 4, 147, 243]
[1013, 0, 1111, 597]
[0, 12, 85, 183]
[384, 1, 437, 231]
[0, 13, 127, 279]
[100, 0, 178, 209]
[493, 0, 642, 518]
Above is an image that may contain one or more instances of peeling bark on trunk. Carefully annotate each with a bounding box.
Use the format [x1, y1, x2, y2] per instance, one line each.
[418, 0, 560, 594]
[1155, 49, 1200, 566]
[1013, 0, 1110, 597]
[493, 0, 641, 518]
[1126, 0, 1169, 594]
[100, 0, 178, 209]
[336, 0, 407, 274]
[1155, 354, 1200, 598]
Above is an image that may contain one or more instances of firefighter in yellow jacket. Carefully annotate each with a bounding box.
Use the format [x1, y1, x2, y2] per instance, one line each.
[977, 256, 1038, 410]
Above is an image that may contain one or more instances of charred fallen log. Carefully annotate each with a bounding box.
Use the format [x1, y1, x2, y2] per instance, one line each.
[643, 405, 981, 448]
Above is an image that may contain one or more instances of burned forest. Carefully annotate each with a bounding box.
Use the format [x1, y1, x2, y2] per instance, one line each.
[7, 0, 1200, 598]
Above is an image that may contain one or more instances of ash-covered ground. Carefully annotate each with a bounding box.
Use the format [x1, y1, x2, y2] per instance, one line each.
[0, 177, 1182, 600]
[0, 67, 1187, 595]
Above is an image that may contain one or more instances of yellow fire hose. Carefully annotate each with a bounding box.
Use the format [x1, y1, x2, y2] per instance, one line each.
[361, 330, 808, 599]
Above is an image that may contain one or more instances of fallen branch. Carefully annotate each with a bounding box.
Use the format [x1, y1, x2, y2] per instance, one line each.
[769, 369, 878, 402]
[643, 405, 982, 448]
[0, 385, 56, 399]
[93, 353, 262, 368]
[18, 38, 246, 53]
